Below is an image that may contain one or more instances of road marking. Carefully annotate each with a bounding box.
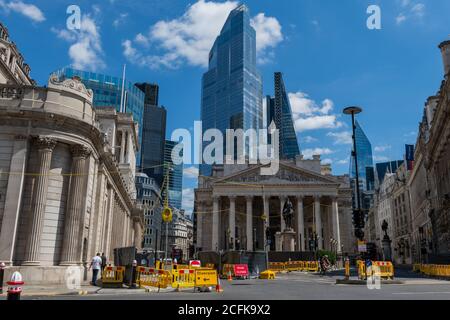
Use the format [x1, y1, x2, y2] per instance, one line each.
[392, 292, 450, 295]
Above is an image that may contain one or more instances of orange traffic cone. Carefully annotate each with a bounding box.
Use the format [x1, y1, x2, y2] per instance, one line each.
[227, 270, 233, 282]
[215, 275, 223, 293]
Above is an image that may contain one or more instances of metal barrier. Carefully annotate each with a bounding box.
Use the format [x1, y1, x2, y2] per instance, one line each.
[102, 266, 125, 287]
[136, 267, 171, 289]
[372, 261, 394, 279]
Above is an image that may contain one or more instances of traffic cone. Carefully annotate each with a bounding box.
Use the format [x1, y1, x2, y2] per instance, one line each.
[215, 275, 223, 293]
[227, 270, 232, 282]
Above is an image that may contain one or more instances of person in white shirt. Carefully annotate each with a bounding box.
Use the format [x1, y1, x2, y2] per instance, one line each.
[89, 252, 102, 286]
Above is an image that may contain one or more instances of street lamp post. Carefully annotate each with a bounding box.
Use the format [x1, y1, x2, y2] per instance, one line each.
[343, 106, 365, 241]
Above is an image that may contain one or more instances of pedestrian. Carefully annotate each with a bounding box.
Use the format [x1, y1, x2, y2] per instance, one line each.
[101, 252, 107, 274]
[89, 252, 102, 286]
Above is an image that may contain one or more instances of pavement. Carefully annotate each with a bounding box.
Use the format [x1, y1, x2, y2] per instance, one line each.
[1, 267, 449, 300]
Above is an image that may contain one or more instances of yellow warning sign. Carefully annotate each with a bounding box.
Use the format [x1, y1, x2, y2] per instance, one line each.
[162, 207, 173, 223]
[195, 270, 218, 287]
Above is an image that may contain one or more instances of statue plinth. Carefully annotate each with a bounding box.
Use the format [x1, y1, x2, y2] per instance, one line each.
[275, 229, 296, 252]
[382, 235, 392, 262]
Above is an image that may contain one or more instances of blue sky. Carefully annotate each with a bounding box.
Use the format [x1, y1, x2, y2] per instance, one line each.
[1, 0, 449, 214]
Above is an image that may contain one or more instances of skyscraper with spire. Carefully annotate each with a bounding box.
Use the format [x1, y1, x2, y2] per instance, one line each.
[200, 4, 263, 176]
[266, 72, 300, 160]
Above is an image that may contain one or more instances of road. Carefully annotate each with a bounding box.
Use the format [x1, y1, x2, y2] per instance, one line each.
[18, 268, 450, 300]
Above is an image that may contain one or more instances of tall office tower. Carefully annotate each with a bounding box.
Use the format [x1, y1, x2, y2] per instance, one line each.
[375, 160, 404, 188]
[135, 83, 167, 187]
[350, 121, 375, 210]
[54, 67, 145, 164]
[164, 140, 183, 209]
[266, 72, 300, 159]
[200, 4, 263, 176]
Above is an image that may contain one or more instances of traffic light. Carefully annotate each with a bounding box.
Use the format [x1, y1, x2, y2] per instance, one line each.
[352, 209, 365, 229]
[355, 228, 365, 240]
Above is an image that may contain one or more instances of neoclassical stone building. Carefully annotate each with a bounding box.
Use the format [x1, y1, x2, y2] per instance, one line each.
[194, 157, 355, 254]
[0, 74, 143, 283]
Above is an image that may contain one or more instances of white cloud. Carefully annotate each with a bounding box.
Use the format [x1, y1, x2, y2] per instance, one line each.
[302, 148, 334, 159]
[288, 91, 343, 132]
[183, 166, 199, 179]
[0, 0, 45, 22]
[301, 136, 318, 143]
[182, 188, 195, 216]
[52, 14, 105, 71]
[395, 1, 425, 25]
[122, 0, 283, 69]
[374, 145, 392, 152]
[321, 158, 333, 165]
[374, 155, 390, 162]
[113, 13, 128, 28]
[337, 159, 349, 165]
[327, 131, 352, 145]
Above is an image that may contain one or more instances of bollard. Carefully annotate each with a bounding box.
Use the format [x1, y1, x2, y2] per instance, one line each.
[0, 262, 5, 294]
[7, 271, 24, 300]
[344, 258, 350, 280]
[130, 260, 138, 289]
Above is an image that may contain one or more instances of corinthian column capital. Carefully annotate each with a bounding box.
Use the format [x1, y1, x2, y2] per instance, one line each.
[70, 144, 91, 159]
[33, 136, 57, 151]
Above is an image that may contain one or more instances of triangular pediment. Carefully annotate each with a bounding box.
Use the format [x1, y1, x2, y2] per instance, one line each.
[213, 162, 340, 186]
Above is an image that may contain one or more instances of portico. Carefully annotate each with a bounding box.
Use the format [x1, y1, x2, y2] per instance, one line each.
[194, 159, 354, 254]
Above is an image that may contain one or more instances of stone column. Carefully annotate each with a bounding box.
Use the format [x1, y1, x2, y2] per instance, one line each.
[120, 130, 125, 163]
[60, 144, 91, 266]
[297, 196, 305, 251]
[22, 137, 57, 266]
[212, 196, 219, 251]
[332, 197, 341, 252]
[314, 196, 323, 250]
[0, 135, 28, 265]
[246, 196, 253, 251]
[196, 211, 203, 250]
[263, 196, 270, 250]
[229, 196, 236, 250]
[280, 196, 286, 231]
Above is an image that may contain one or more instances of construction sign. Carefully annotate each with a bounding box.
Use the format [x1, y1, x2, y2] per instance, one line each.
[233, 264, 249, 277]
[195, 270, 218, 287]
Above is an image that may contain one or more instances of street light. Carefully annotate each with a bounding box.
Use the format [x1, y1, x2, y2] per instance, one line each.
[343, 106, 365, 241]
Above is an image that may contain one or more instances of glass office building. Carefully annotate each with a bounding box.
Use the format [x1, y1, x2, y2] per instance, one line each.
[266, 72, 300, 160]
[375, 160, 404, 188]
[164, 140, 183, 209]
[200, 4, 263, 176]
[135, 83, 166, 188]
[350, 121, 375, 209]
[54, 67, 145, 164]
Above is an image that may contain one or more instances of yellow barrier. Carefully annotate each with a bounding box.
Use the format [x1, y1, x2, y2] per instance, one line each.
[102, 266, 125, 287]
[419, 264, 450, 278]
[285, 261, 305, 272]
[268, 262, 286, 273]
[357, 260, 367, 280]
[222, 264, 235, 278]
[412, 264, 421, 273]
[372, 261, 394, 280]
[259, 270, 276, 280]
[136, 267, 171, 289]
[172, 269, 196, 289]
[173, 264, 190, 271]
[307, 261, 319, 272]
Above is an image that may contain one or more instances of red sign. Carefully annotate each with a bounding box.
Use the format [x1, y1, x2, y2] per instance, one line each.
[189, 260, 201, 268]
[233, 264, 249, 277]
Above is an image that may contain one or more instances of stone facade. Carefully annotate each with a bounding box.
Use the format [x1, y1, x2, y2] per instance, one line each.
[161, 209, 193, 262]
[424, 41, 450, 258]
[0, 75, 143, 284]
[194, 157, 355, 254]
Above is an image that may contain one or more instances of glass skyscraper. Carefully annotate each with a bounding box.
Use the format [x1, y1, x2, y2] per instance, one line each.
[350, 121, 375, 210]
[200, 4, 263, 176]
[164, 140, 183, 209]
[135, 83, 166, 188]
[54, 67, 145, 164]
[266, 72, 300, 160]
